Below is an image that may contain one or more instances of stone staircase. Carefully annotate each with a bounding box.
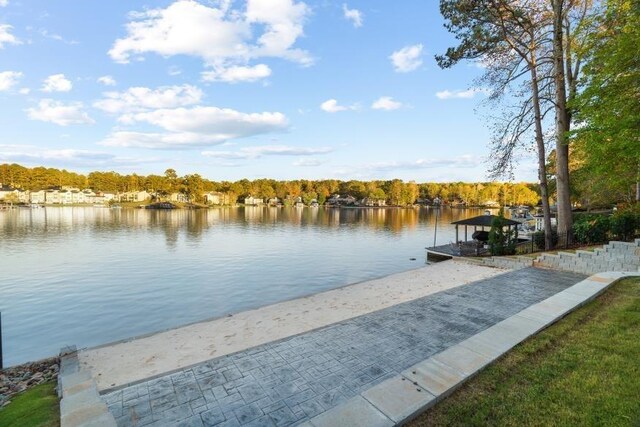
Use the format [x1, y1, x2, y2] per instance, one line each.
[57, 346, 116, 427]
[535, 239, 640, 275]
[463, 239, 640, 275]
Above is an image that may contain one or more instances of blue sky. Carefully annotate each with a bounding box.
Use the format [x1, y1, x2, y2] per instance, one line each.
[0, 0, 537, 182]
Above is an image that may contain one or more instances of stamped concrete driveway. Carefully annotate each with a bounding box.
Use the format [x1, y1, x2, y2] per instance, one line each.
[102, 267, 586, 427]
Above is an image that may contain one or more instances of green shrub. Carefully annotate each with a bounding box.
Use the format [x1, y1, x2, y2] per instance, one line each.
[572, 214, 610, 244]
[610, 210, 639, 240]
[488, 217, 517, 255]
[532, 228, 559, 250]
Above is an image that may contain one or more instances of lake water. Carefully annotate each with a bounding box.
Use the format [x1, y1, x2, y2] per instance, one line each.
[0, 206, 493, 366]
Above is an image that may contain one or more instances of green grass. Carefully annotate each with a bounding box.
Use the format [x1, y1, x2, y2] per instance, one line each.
[0, 382, 60, 427]
[409, 276, 640, 427]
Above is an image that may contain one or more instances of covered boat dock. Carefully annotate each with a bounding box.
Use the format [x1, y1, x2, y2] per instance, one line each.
[426, 214, 521, 261]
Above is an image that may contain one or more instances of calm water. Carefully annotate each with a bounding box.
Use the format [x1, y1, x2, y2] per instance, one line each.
[0, 206, 493, 366]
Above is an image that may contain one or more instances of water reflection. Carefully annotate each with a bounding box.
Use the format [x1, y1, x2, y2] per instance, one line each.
[1, 206, 461, 247]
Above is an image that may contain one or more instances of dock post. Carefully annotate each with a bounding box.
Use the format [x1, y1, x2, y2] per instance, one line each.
[433, 206, 439, 247]
[0, 311, 3, 370]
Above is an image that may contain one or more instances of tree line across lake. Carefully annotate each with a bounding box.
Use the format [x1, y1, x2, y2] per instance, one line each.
[0, 163, 541, 207]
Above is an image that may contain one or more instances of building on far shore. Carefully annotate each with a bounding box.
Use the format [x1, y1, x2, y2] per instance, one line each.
[326, 194, 357, 206]
[482, 200, 501, 207]
[203, 192, 231, 205]
[267, 197, 281, 207]
[361, 197, 387, 207]
[169, 192, 190, 203]
[244, 196, 264, 206]
[0, 185, 29, 203]
[119, 191, 151, 203]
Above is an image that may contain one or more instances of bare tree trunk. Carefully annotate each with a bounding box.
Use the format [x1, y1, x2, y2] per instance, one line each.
[530, 59, 553, 249]
[636, 162, 640, 202]
[552, 0, 573, 241]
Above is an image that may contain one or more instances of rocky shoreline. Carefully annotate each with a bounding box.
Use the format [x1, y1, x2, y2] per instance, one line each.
[0, 357, 59, 408]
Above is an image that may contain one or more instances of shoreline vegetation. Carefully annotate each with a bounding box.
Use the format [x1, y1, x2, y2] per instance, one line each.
[1, 162, 544, 209]
[2, 162, 633, 211]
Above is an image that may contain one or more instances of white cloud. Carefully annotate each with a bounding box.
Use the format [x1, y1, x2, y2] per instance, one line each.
[293, 157, 324, 167]
[109, 0, 311, 81]
[342, 4, 363, 28]
[39, 29, 79, 45]
[19, 87, 30, 95]
[435, 88, 489, 100]
[97, 75, 117, 86]
[390, 44, 423, 73]
[371, 96, 402, 111]
[246, 0, 311, 63]
[94, 84, 202, 114]
[320, 98, 358, 113]
[120, 106, 288, 134]
[168, 66, 182, 76]
[0, 1, 8, 7]
[201, 63, 271, 83]
[0, 71, 22, 91]
[26, 99, 95, 126]
[0, 24, 20, 48]
[100, 131, 227, 149]
[202, 145, 332, 159]
[0, 147, 155, 168]
[364, 156, 481, 171]
[41, 74, 72, 92]
[101, 106, 288, 149]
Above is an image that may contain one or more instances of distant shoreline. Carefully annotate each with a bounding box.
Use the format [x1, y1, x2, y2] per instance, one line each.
[1, 203, 503, 210]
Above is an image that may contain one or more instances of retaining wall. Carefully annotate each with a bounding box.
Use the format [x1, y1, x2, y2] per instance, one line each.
[535, 239, 640, 275]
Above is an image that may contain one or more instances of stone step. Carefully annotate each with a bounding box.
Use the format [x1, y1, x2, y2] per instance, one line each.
[59, 371, 93, 396]
[574, 250, 595, 258]
[557, 251, 577, 260]
[61, 402, 114, 427]
[60, 387, 101, 415]
[58, 348, 117, 427]
[608, 240, 636, 249]
[605, 241, 640, 254]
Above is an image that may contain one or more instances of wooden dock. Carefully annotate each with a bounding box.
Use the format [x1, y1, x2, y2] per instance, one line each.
[426, 241, 489, 262]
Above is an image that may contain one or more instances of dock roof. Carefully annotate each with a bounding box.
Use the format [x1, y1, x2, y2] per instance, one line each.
[451, 214, 521, 227]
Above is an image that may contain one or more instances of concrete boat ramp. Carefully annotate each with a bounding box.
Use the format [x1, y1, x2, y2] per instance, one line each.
[57, 257, 636, 427]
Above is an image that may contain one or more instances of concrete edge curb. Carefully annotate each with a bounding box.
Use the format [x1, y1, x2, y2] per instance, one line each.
[306, 271, 638, 427]
[57, 346, 116, 427]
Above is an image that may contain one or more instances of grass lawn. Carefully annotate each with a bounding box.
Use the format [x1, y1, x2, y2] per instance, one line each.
[0, 382, 60, 427]
[409, 276, 640, 426]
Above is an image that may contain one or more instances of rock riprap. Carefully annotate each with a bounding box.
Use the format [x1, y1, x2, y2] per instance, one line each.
[0, 357, 59, 408]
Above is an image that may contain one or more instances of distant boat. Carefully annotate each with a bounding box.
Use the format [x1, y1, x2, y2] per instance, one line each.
[145, 202, 176, 210]
[505, 206, 534, 222]
[505, 206, 536, 233]
[110, 204, 122, 209]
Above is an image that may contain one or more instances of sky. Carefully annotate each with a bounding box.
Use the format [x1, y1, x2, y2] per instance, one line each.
[0, 0, 538, 182]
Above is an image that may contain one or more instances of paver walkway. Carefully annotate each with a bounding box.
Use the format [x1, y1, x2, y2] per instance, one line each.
[102, 268, 585, 427]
